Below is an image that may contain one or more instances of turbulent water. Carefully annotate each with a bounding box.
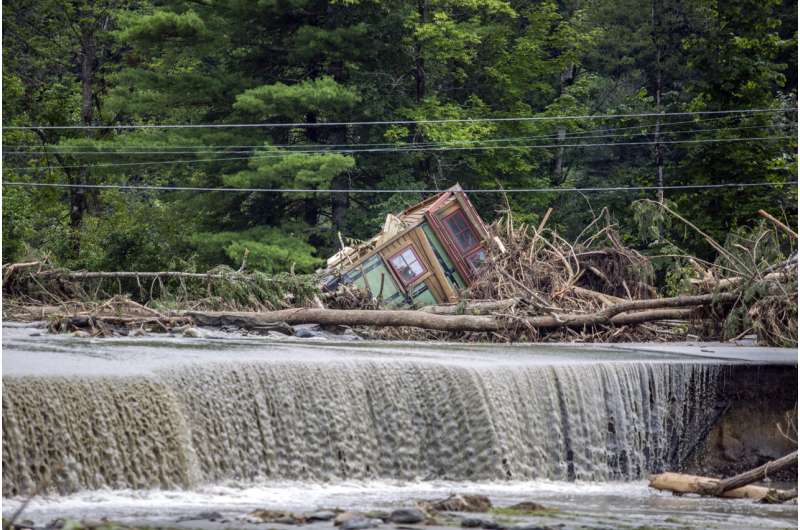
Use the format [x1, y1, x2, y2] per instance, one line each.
[3, 357, 721, 495]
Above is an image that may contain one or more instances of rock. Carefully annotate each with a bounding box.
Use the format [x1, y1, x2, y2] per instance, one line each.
[420, 494, 492, 513]
[389, 509, 425, 524]
[364, 511, 390, 522]
[182, 327, 202, 338]
[335, 512, 365, 526]
[306, 511, 337, 522]
[176, 511, 224, 523]
[506, 502, 549, 513]
[460, 518, 484, 528]
[246, 509, 306, 525]
[293, 323, 321, 338]
[251, 322, 294, 336]
[341, 517, 382, 530]
[70, 330, 91, 338]
[480, 521, 505, 530]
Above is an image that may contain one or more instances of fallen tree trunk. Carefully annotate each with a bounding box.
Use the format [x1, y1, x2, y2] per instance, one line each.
[691, 271, 789, 291]
[648, 472, 791, 501]
[185, 306, 699, 333]
[713, 451, 798, 495]
[418, 298, 520, 315]
[37, 270, 248, 281]
[185, 291, 733, 332]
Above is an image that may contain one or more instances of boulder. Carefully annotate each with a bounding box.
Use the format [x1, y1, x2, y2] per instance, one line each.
[419, 494, 492, 513]
[389, 509, 425, 524]
[246, 509, 306, 525]
[341, 517, 382, 530]
[306, 511, 337, 522]
[335, 512, 365, 526]
[460, 518, 484, 528]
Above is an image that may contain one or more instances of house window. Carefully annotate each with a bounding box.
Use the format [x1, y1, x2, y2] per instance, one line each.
[389, 246, 427, 285]
[466, 248, 487, 271]
[443, 210, 479, 252]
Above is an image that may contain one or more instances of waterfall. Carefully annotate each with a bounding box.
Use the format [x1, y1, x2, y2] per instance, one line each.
[2, 361, 721, 495]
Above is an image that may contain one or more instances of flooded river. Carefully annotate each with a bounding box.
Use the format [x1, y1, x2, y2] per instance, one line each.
[2, 323, 797, 529]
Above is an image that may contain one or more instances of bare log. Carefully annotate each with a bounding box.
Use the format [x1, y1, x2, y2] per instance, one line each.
[649, 472, 780, 500]
[37, 270, 248, 281]
[185, 306, 699, 333]
[690, 271, 789, 291]
[598, 292, 737, 319]
[418, 298, 520, 315]
[713, 451, 798, 495]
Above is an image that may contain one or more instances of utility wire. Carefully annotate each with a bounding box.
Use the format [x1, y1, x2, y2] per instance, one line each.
[3, 107, 796, 130]
[4, 124, 792, 156]
[4, 114, 791, 151]
[3, 181, 796, 193]
[4, 135, 795, 171]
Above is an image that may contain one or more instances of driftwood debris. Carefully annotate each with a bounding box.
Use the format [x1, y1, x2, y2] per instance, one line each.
[712, 451, 798, 496]
[649, 451, 799, 502]
[649, 472, 787, 501]
[186, 291, 728, 333]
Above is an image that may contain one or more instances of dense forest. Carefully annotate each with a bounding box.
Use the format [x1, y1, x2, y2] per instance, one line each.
[3, 0, 797, 281]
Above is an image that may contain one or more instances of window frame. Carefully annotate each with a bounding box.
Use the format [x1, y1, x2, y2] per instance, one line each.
[442, 209, 481, 254]
[465, 247, 487, 272]
[387, 245, 428, 286]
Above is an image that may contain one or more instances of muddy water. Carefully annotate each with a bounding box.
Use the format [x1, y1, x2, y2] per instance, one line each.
[2, 323, 796, 529]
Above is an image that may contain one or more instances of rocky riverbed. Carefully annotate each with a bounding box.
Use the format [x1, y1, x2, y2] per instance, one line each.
[3, 481, 798, 530]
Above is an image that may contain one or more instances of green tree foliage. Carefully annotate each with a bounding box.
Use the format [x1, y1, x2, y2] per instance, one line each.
[3, 0, 796, 273]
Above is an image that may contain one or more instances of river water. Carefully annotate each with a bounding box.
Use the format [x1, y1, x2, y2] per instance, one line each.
[2, 323, 797, 529]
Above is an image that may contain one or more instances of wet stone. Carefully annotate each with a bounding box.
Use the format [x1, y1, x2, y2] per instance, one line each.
[460, 518, 484, 528]
[176, 511, 224, 522]
[335, 512, 365, 526]
[389, 509, 425, 524]
[341, 518, 383, 530]
[306, 511, 337, 522]
[246, 509, 306, 525]
[480, 520, 505, 530]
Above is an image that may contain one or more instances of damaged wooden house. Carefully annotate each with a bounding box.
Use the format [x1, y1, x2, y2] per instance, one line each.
[322, 184, 500, 307]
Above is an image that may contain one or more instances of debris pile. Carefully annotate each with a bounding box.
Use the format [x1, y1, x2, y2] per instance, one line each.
[2, 203, 796, 346]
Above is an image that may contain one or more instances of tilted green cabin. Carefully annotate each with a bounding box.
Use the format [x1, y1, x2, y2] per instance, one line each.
[321, 184, 495, 307]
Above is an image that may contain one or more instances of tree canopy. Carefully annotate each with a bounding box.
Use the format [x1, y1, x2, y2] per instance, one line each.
[3, 0, 797, 275]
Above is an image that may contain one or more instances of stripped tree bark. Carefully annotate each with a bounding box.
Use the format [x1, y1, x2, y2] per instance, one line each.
[649, 451, 799, 502]
[649, 472, 794, 501]
[712, 451, 797, 496]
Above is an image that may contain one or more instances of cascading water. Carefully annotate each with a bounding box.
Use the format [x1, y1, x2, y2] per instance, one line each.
[3, 360, 722, 495]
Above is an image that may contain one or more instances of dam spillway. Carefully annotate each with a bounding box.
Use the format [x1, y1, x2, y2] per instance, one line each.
[0, 326, 738, 496]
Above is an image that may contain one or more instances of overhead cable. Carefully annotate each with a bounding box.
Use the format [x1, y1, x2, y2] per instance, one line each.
[3, 107, 796, 130]
[4, 124, 792, 156]
[4, 135, 795, 171]
[3, 181, 796, 194]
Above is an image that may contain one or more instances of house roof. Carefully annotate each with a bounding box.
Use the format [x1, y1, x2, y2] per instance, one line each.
[324, 184, 463, 270]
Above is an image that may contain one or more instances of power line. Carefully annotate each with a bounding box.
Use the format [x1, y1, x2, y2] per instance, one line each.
[4, 114, 791, 151]
[4, 124, 791, 156]
[3, 181, 796, 194]
[4, 135, 795, 171]
[3, 107, 795, 130]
